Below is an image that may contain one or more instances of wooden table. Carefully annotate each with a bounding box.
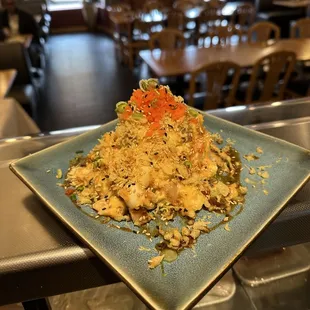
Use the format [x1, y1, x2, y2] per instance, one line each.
[5, 34, 33, 48]
[273, 0, 310, 7]
[139, 39, 310, 77]
[0, 70, 17, 99]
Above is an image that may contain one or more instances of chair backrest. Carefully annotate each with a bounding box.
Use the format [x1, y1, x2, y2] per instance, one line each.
[231, 3, 255, 27]
[248, 21, 280, 44]
[143, 0, 164, 12]
[149, 28, 186, 50]
[207, 0, 226, 9]
[173, 0, 195, 10]
[107, 3, 131, 13]
[290, 18, 310, 38]
[0, 42, 33, 85]
[188, 61, 241, 109]
[198, 25, 242, 47]
[245, 51, 296, 104]
[198, 7, 221, 26]
[167, 8, 185, 30]
[133, 13, 154, 37]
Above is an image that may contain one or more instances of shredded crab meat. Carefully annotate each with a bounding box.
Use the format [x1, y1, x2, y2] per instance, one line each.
[64, 79, 247, 267]
[148, 255, 165, 269]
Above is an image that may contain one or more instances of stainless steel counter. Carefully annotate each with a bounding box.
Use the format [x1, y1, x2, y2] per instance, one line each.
[0, 98, 309, 307]
[208, 97, 310, 126]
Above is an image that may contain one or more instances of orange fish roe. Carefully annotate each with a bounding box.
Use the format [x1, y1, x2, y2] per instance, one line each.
[127, 86, 187, 136]
[119, 106, 133, 120]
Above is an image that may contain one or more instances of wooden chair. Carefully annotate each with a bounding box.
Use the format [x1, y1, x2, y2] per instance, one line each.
[248, 22, 280, 45]
[107, 3, 131, 13]
[167, 8, 195, 44]
[149, 28, 186, 50]
[167, 8, 185, 31]
[188, 61, 241, 109]
[197, 7, 222, 36]
[207, 0, 226, 9]
[290, 18, 310, 78]
[198, 25, 242, 48]
[290, 18, 310, 38]
[173, 0, 196, 40]
[231, 3, 255, 33]
[120, 18, 151, 69]
[238, 51, 296, 104]
[132, 16, 152, 39]
[173, 0, 195, 10]
[143, 0, 164, 12]
[109, 10, 134, 62]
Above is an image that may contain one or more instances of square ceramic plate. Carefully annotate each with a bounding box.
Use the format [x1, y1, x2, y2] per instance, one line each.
[10, 114, 310, 310]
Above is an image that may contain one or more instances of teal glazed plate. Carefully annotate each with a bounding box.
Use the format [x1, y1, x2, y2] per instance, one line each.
[10, 114, 310, 310]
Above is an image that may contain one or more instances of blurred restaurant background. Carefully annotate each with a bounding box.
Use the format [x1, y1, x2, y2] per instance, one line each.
[0, 0, 310, 309]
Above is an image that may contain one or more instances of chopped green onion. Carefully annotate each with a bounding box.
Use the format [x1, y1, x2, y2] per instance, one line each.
[115, 101, 127, 113]
[70, 193, 77, 202]
[93, 160, 101, 168]
[139, 80, 149, 92]
[132, 112, 143, 120]
[139, 79, 159, 91]
[147, 78, 159, 89]
[76, 185, 84, 191]
[188, 108, 199, 117]
[184, 160, 192, 168]
[75, 150, 84, 154]
[161, 249, 178, 263]
[56, 169, 63, 179]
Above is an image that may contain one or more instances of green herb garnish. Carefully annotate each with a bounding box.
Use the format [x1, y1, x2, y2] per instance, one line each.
[115, 101, 127, 113]
[184, 160, 192, 168]
[76, 185, 84, 191]
[188, 108, 199, 117]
